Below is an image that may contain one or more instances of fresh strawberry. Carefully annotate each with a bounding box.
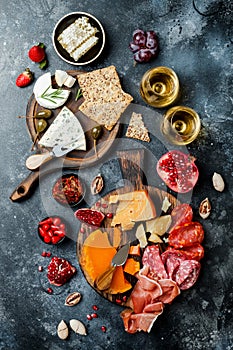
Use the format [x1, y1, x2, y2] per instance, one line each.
[15, 68, 34, 88]
[28, 43, 47, 69]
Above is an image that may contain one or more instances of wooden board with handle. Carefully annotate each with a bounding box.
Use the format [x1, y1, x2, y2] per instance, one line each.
[10, 70, 120, 202]
[77, 149, 179, 304]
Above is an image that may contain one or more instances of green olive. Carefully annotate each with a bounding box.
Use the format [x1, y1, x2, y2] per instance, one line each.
[36, 119, 47, 133]
[35, 109, 52, 119]
[91, 125, 102, 140]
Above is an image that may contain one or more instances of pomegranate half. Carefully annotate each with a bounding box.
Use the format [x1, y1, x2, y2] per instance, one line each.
[157, 150, 199, 193]
[74, 208, 105, 227]
[47, 256, 76, 286]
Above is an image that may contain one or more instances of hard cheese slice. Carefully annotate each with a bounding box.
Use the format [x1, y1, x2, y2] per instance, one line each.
[110, 190, 156, 231]
[38, 106, 86, 150]
[80, 229, 117, 283]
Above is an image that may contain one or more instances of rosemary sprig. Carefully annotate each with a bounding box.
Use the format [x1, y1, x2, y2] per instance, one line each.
[75, 88, 82, 101]
[39, 86, 65, 104]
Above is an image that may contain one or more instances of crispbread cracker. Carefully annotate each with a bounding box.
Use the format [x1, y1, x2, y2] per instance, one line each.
[80, 100, 130, 130]
[77, 65, 133, 129]
[77, 66, 122, 101]
[126, 112, 150, 142]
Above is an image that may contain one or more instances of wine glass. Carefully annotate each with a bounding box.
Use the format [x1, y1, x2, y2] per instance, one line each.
[140, 66, 180, 108]
[161, 106, 201, 145]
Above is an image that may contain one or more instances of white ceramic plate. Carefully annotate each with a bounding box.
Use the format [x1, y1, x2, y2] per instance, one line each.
[52, 12, 105, 66]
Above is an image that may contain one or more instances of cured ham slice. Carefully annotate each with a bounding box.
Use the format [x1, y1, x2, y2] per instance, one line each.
[120, 265, 180, 333]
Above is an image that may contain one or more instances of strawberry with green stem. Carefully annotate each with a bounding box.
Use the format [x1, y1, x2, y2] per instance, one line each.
[15, 68, 34, 88]
[28, 43, 47, 69]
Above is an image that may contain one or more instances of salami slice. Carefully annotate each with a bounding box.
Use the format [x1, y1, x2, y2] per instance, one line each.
[161, 249, 187, 280]
[142, 245, 168, 280]
[170, 203, 193, 230]
[168, 222, 204, 248]
[175, 260, 201, 290]
[178, 243, 204, 261]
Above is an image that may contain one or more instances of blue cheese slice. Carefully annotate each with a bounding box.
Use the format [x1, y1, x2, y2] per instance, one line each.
[38, 106, 86, 151]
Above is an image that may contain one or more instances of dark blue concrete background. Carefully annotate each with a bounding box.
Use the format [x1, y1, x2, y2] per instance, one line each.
[1, 0, 233, 349]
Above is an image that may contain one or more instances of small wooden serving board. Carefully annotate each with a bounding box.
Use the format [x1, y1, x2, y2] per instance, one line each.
[77, 149, 179, 304]
[10, 70, 120, 202]
[26, 70, 120, 166]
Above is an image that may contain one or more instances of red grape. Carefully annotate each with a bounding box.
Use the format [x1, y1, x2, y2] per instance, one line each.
[129, 28, 159, 63]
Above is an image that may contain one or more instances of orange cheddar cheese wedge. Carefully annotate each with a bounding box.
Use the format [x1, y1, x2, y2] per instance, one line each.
[80, 229, 117, 282]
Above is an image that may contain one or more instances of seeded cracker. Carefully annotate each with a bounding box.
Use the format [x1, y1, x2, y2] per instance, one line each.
[77, 66, 133, 130]
[126, 112, 150, 142]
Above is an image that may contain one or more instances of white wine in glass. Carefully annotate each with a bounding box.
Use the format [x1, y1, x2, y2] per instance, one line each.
[140, 66, 180, 108]
[161, 106, 201, 145]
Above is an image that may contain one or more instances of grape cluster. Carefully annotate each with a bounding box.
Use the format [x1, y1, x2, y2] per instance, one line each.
[129, 29, 159, 63]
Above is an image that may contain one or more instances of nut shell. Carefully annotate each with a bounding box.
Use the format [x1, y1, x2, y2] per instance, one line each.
[199, 198, 211, 219]
[65, 292, 81, 306]
[212, 172, 225, 192]
[69, 319, 87, 335]
[57, 320, 69, 340]
[91, 174, 104, 195]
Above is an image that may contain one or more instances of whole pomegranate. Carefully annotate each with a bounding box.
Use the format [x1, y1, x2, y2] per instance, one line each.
[47, 256, 76, 286]
[157, 150, 199, 193]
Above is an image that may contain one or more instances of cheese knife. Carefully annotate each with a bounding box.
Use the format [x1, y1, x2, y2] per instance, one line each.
[95, 242, 130, 291]
[26, 143, 79, 170]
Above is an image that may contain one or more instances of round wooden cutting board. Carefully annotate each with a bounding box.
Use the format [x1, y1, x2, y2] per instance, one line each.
[77, 149, 179, 304]
[26, 70, 120, 168]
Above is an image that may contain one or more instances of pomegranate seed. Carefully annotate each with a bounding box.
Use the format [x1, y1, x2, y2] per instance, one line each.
[122, 296, 127, 302]
[38, 265, 43, 272]
[96, 201, 101, 207]
[101, 326, 107, 333]
[87, 314, 93, 320]
[106, 213, 113, 218]
[43, 235, 51, 244]
[80, 227, 85, 233]
[47, 287, 53, 294]
[41, 251, 47, 257]
[91, 313, 98, 318]
[46, 252, 51, 257]
[101, 203, 108, 208]
[116, 298, 122, 304]
[92, 305, 99, 311]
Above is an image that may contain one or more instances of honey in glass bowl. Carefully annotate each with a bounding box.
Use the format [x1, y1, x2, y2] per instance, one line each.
[140, 66, 180, 108]
[161, 106, 201, 145]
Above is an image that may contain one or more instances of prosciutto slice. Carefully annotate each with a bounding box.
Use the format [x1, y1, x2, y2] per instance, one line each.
[120, 265, 180, 333]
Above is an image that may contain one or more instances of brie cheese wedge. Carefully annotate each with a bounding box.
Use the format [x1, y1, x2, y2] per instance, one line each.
[33, 72, 70, 109]
[38, 106, 86, 151]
